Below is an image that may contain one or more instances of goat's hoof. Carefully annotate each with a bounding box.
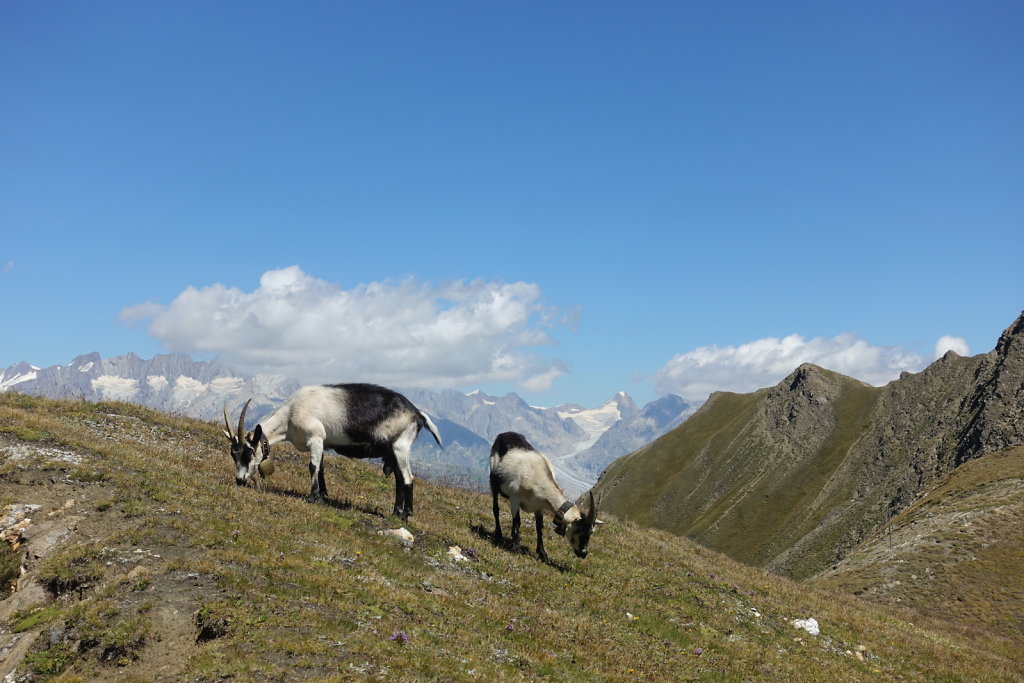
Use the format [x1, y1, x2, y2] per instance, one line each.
[537, 551, 549, 563]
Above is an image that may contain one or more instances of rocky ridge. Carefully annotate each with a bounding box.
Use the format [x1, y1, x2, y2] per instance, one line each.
[597, 311, 1024, 580]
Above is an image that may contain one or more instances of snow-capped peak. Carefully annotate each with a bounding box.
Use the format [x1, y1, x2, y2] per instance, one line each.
[558, 392, 636, 440]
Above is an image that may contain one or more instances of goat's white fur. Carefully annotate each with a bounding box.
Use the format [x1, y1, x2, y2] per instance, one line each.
[225, 383, 442, 519]
[489, 432, 597, 561]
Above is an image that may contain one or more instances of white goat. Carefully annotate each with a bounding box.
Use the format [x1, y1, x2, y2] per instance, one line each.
[489, 431, 598, 562]
[223, 383, 442, 519]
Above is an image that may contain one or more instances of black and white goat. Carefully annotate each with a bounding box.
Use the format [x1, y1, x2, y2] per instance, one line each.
[489, 431, 598, 562]
[223, 383, 442, 519]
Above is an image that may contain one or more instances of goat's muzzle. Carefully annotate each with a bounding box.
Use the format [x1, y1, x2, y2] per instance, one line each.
[574, 547, 588, 559]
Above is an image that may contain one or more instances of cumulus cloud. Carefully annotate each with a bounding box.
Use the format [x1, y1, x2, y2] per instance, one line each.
[122, 266, 567, 391]
[654, 333, 932, 403]
[934, 335, 970, 359]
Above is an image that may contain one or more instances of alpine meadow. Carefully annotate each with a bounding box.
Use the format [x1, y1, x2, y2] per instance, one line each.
[2, 313, 1024, 680]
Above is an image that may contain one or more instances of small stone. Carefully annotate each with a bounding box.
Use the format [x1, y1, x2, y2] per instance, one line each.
[379, 528, 415, 544]
[790, 617, 820, 636]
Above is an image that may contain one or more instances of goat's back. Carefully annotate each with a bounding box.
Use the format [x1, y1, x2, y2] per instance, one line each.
[491, 431, 535, 458]
[284, 384, 421, 445]
[489, 431, 564, 509]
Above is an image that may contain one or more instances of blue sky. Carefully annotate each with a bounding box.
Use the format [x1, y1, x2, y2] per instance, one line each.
[2, 1, 1022, 408]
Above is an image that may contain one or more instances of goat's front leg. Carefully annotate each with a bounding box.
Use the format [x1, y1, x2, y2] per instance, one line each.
[306, 439, 328, 504]
[535, 510, 548, 563]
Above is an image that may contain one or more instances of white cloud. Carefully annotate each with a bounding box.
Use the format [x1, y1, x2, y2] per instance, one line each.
[655, 333, 930, 403]
[934, 335, 970, 359]
[123, 266, 567, 391]
[518, 361, 568, 393]
[119, 300, 164, 323]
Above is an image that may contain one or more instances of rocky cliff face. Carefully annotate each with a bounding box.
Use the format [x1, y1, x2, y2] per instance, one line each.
[597, 312, 1024, 580]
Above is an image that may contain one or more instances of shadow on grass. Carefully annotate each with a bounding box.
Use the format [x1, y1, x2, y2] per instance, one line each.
[261, 485, 388, 518]
[469, 523, 573, 573]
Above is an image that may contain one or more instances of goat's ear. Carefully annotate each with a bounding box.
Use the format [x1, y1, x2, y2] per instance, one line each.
[222, 429, 234, 442]
[250, 424, 264, 445]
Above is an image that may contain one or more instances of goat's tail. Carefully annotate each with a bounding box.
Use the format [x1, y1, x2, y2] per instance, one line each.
[419, 411, 443, 448]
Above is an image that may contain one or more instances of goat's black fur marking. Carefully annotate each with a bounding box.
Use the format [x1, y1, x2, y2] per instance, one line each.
[316, 383, 426, 519]
[323, 384, 411, 440]
[321, 383, 441, 448]
[491, 431, 534, 458]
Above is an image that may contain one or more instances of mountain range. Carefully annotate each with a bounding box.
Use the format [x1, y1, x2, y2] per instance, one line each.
[595, 311, 1024, 583]
[0, 352, 693, 496]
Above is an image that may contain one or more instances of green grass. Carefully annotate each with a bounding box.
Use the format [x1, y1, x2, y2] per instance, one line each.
[0, 542, 20, 595]
[1, 393, 1022, 681]
[35, 544, 108, 595]
[597, 374, 885, 577]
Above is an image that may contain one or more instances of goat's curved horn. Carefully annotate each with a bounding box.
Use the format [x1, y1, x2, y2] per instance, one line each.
[237, 399, 252, 440]
[586, 490, 598, 524]
[223, 404, 235, 440]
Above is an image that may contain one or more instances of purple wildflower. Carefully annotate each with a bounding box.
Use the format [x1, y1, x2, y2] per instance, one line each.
[694, 647, 704, 656]
[389, 630, 409, 643]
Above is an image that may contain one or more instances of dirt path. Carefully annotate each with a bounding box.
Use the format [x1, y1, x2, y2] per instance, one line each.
[1, 437, 217, 681]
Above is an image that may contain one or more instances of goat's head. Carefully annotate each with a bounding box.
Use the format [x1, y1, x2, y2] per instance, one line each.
[223, 400, 268, 486]
[554, 491, 599, 559]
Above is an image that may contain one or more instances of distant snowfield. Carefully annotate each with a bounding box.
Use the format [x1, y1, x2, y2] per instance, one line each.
[0, 369, 37, 391]
[559, 399, 623, 439]
[92, 376, 139, 400]
[548, 399, 626, 497]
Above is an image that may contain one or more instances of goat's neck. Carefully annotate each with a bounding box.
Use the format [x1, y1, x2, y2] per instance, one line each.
[542, 487, 578, 521]
[557, 504, 582, 524]
[257, 405, 290, 445]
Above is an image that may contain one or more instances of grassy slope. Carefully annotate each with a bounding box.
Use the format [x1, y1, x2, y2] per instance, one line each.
[1, 394, 1022, 681]
[811, 445, 1024, 641]
[596, 376, 883, 579]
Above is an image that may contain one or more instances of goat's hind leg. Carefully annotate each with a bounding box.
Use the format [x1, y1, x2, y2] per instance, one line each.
[490, 487, 504, 546]
[306, 439, 328, 504]
[390, 429, 416, 519]
[382, 451, 408, 519]
[535, 510, 548, 563]
[510, 500, 523, 553]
